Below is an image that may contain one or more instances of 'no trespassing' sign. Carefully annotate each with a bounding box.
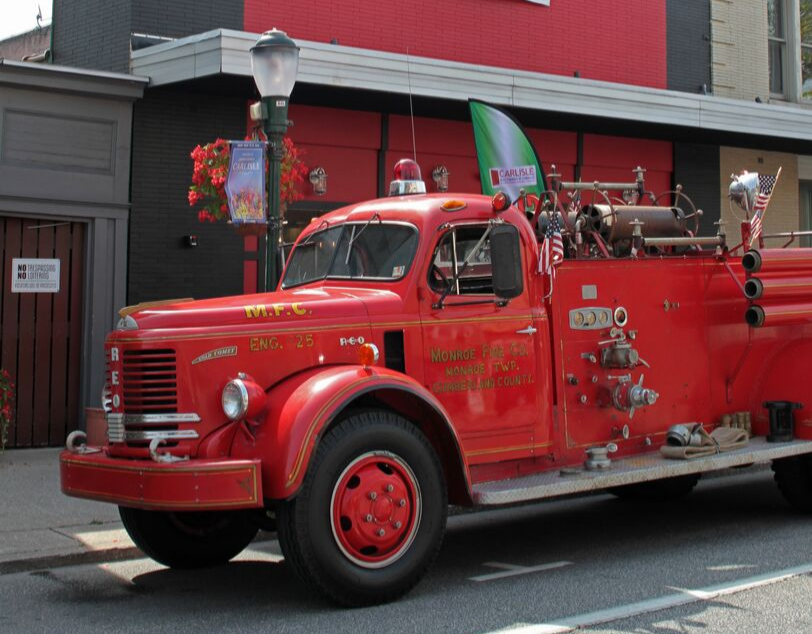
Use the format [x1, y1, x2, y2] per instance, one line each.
[11, 258, 60, 293]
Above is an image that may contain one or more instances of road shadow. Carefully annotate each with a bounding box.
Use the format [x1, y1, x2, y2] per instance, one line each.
[33, 469, 812, 634]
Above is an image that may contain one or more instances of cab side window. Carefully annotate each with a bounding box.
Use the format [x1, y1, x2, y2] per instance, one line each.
[429, 225, 493, 295]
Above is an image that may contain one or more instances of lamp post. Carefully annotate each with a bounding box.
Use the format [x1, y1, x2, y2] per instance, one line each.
[250, 28, 299, 292]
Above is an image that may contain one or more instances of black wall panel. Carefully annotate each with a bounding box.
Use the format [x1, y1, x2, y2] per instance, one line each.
[53, 0, 243, 72]
[674, 142, 721, 236]
[129, 90, 248, 304]
[667, 0, 712, 94]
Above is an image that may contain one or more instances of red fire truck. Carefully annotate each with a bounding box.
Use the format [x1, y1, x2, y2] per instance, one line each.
[61, 163, 812, 606]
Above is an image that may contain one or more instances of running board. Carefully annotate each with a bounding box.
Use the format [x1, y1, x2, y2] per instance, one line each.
[472, 437, 812, 506]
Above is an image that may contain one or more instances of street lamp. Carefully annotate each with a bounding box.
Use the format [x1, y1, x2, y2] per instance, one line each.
[250, 28, 299, 292]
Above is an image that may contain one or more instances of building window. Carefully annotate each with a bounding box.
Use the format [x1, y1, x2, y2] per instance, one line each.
[769, 0, 788, 96]
[802, 0, 812, 97]
[801, 181, 812, 246]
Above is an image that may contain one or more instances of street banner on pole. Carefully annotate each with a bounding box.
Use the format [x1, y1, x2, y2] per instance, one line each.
[225, 141, 266, 224]
[469, 99, 545, 202]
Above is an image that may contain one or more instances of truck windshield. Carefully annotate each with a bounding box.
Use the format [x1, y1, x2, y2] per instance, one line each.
[282, 222, 418, 288]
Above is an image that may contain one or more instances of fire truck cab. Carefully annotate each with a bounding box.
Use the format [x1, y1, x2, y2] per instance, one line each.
[61, 169, 812, 606]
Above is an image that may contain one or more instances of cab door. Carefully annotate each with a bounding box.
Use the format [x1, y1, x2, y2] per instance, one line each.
[419, 222, 548, 464]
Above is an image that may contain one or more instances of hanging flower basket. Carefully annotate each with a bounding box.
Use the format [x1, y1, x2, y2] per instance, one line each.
[188, 137, 308, 224]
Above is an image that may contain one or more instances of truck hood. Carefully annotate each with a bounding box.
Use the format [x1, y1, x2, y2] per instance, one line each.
[123, 287, 370, 332]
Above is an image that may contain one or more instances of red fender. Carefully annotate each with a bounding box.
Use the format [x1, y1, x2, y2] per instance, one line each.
[230, 365, 470, 500]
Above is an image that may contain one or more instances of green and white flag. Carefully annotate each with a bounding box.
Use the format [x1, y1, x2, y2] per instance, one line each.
[469, 99, 545, 201]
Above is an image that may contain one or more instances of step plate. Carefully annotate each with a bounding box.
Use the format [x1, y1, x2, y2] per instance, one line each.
[472, 437, 812, 506]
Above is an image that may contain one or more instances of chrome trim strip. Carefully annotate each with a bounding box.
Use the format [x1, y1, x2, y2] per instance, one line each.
[124, 413, 201, 424]
[107, 413, 125, 443]
[125, 429, 199, 441]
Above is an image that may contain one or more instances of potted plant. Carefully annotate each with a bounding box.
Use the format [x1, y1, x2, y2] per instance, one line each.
[0, 369, 14, 451]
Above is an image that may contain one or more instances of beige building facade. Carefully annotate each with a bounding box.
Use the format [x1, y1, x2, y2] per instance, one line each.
[711, 0, 770, 101]
[712, 0, 812, 236]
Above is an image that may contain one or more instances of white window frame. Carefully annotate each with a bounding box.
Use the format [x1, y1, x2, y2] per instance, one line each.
[799, 0, 812, 100]
[769, 0, 789, 98]
[771, 0, 812, 103]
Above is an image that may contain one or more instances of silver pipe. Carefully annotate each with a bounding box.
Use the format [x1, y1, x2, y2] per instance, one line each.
[642, 236, 723, 247]
[762, 231, 812, 238]
[560, 181, 639, 191]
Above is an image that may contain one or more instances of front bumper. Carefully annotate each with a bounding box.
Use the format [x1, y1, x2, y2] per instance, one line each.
[60, 451, 263, 511]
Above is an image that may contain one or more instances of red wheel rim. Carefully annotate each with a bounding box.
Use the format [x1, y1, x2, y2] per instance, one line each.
[330, 451, 421, 569]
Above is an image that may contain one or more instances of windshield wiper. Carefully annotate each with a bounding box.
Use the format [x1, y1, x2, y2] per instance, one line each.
[433, 224, 494, 309]
[344, 213, 381, 266]
[301, 219, 330, 245]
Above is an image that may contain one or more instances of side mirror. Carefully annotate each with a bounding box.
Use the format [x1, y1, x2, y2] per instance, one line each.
[490, 224, 523, 300]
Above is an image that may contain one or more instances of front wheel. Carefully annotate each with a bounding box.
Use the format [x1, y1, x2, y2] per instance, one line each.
[277, 411, 447, 606]
[119, 508, 258, 569]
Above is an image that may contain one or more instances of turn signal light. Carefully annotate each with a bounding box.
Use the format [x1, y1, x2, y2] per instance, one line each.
[492, 192, 510, 212]
[358, 343, 380, 368]
[441, 199, 467, 212]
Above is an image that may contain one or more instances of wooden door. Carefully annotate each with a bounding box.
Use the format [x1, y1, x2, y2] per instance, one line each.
[0, 216, 85, 447]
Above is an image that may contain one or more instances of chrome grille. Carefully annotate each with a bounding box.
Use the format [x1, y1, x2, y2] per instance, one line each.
[122, 349, 178, 414]
[105, 348, 199, 446]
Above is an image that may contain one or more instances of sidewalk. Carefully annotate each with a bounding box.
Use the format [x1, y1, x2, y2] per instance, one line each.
[0, 448, 137, 570]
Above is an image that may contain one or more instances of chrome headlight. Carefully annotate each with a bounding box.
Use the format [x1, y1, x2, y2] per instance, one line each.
[222, 379, 249, 421]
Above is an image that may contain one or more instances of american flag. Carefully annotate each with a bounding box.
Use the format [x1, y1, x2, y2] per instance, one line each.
[540, 212, 564, 275]
[749, 173, 778, 244]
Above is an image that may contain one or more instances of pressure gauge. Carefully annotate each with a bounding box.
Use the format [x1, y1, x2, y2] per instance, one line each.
[585, 311, 597, 326]
[573, 312, 585, 327]
[614, 306, 629, 327]
[599, 311, 610, 325]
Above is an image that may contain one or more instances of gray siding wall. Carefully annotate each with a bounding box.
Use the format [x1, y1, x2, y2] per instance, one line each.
[0, 63, 144, 433]
[128, 90, 247, 304]
[667, 0, 711, 94]
[673, 143, 721, 236]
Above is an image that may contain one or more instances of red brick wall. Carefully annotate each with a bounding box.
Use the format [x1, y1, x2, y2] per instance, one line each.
[285, 106, 671, 205]
[245, 0, 667, 88]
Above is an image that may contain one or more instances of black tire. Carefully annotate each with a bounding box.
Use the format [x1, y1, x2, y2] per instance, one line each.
[773, 455, 812, 512]
[119, 507, 258, 569]
[609, 473, 701, 502]
[277, 410, 447, 607]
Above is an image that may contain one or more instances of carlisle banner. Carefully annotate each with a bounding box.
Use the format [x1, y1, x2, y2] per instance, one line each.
[225, 141, 266, 225]
[469, 99, 545, 202]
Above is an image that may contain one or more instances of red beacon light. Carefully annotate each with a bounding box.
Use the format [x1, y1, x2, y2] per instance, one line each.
[491, 191, 511, 212]
[389, 159, 427, 196]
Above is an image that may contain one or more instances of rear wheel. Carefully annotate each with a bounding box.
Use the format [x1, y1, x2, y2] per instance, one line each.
[119, 508, 258, 569]
[773, 455, 812, 512]
[277, 411, 447, 606]
[610, 473, 701, 502]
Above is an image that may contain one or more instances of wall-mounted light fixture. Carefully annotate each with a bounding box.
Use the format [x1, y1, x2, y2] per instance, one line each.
[432, 165, 450, 192]
[309, 166, 328, 196]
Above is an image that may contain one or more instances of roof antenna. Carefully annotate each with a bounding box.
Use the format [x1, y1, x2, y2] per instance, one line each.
[406, 48, 417, 163]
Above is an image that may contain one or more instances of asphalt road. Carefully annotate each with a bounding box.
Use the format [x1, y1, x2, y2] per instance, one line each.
[3, 468, 812, 634]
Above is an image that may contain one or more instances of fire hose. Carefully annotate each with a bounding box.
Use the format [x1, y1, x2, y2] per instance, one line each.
[660, 425, 749, 460]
